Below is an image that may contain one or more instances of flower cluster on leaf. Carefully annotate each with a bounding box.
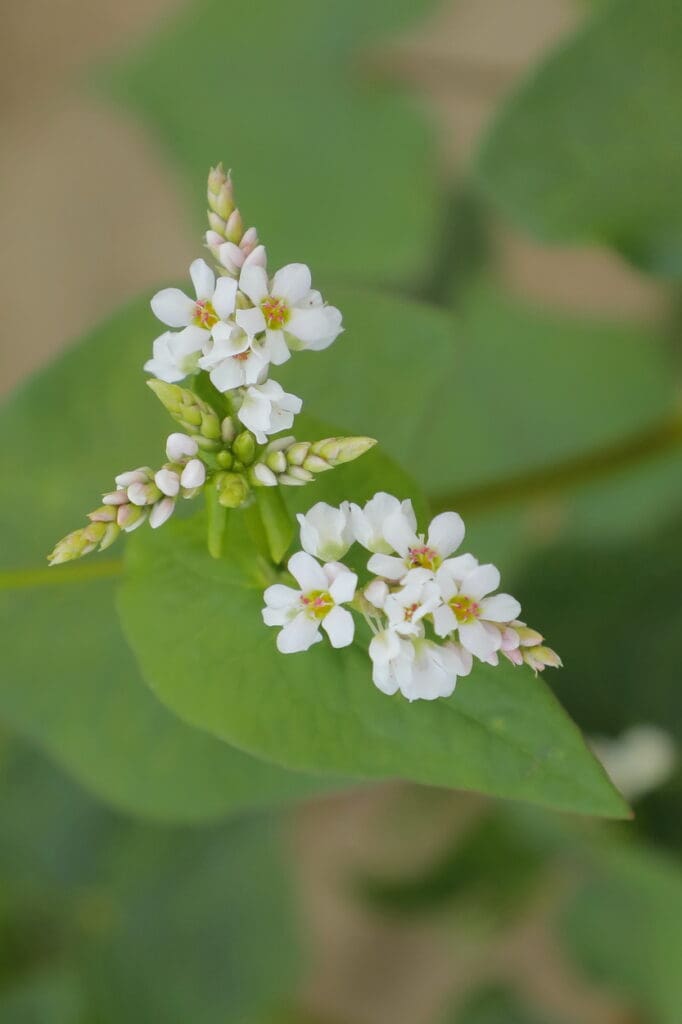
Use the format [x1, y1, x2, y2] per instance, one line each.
[48, 166, 373, 564]
[263, 494, 561, 701]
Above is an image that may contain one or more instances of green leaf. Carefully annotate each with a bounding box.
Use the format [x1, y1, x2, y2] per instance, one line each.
[0, 298, 342, 821]
[559, 838, 682, 1024]
[451, 985, 567, 1024]
[102, 0, 440, 282]
[474, 0, 682, 276]
[0, 742, 300, 1024]
[118, 509, 629, 819]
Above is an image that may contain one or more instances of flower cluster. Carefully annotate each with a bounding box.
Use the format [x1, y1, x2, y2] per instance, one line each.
[48, 166, 374, 564]
[263, 493, 561, 701]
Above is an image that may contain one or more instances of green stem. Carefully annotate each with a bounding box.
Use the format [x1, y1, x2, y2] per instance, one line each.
[432, 411, 682, 515]
[205, 479, 229, 559]
[254, 487, 295, 565]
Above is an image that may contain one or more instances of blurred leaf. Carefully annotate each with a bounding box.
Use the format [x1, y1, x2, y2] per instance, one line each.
[103, 0, 440, 283]
[474, 0, 682, 276]
[119, 507, 629, 818]
[0, 969, 85, 1024]
[358, 811, 547, 921]
[451, 984, 568, 1024]
[278, 283, 676, 498]
[0, 743, 299, 1024]
[559, 838, 682, 1024]
[0, 299, 342, 820]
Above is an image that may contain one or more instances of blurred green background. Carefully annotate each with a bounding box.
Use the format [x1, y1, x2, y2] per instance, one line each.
[1, 1, 681, 1022]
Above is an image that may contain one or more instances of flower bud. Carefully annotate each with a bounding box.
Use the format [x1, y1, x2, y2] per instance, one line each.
[310, 436, 376, 465]
[128, 481, 163, 507]
[166, 432, 199, 461]
[233, 431, 257, 465]
[221, 417, 237, 444]
[180, 458, 206, 489]
[155, 468, 181, 497]
[207, 164, 235, 221]
[102, 489, 128, 506]
[224, 209, 244, 244]
[208, 211, 227, 235]
[364, 579, 389, 609]
[117, 504, 147, 532]
[98, 522, 121, 551]
[218, 241, 245, 275]
[88, 505, 117, 523]
[285, 442, 309, 467]
[115, 468, 152, 488]
[265, 449, 287, 474]
[147, 379, 221, 443]
[216, 472, 250, 508]
[286, 465, 314, 482]
[523, 645, 562, 674]
[240, 228, 259, 256]
[302, 454, 332, 474]
[277, 473, 307, 487]
[149, 496, 176, 529]
[251, 463, 278, 487]
[217, 450, 234, 469]
[243, 243, 266, 268]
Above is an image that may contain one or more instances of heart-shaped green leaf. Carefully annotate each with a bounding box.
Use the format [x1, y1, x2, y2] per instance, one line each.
[119, 510, 629, 819]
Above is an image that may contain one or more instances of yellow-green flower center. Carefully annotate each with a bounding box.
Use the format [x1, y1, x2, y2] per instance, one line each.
[300, 590, 334, 620]
[450, 595, 481, 624]
[193, 299, 218, 329]
[261, 296, 290, 329]
[407, 545, 440, 571]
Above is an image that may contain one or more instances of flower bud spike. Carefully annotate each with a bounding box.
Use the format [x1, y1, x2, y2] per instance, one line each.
[147, 379, 221, 444]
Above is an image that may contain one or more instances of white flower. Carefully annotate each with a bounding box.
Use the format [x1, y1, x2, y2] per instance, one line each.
[296, 502, 353, 562]
[367, 509, 466, 582]
[236, 262, 342, 364]
[144, 330, 204, 383]
[198, 321, 268, 392]
[369, 632, 471, 701]
[150, 258, 237, 339]
[383, 576, 442, 638]
[262, 551, 357, 653]
[237, 380, 302, 443]
[432, 563, 521, 661]
[350, 493, 417, 554]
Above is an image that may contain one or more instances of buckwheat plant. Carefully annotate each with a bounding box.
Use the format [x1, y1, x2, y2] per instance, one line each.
[49, 164, 560, 702]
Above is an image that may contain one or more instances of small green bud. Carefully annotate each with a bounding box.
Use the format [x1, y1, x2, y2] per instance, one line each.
[265, 450, 287, 474]
[216, 472, 250, 508]
[87, 505, 117, 523]
[217, 450, 234, 469]
[147, 379, 221, 443]
[224, 209, 244, 243]
[285, 442, 310, 467]
[207, 164, 235, 221]
[233, 431, 257, 465]
[221, 416, 237, 444]
[98, 522, 121, 551]
[208, 211, 227, 235]
[287, 465, 314, 483]
[302, 454, 332, 474]
[310, 436, 377, 465]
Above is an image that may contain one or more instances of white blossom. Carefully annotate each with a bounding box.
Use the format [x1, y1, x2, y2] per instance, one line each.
[432, 563, 521, 661]
[383, 576, 442, 638]
[236, 262, 342, 364]
[262, 551, 357, 653]
[296, 502, 353, 562]
[151, 258, 237, 338]
[350, 493, 417, 554]
[198, 321, 268, 392]
[144, 330, 204, 383]
[237, 380, 302, 443]
[367, 509, 466, 582]
[369, 632, 472, 702]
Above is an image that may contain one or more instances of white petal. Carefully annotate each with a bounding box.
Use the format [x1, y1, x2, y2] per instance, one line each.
[209, 358, 246, 392]
[264, 584, 300, 609]
[238, 389, 271, 431]
[434, 565, 457, 601]
[149, 496, 175, 529]
[180, 459, 206, 489]
[166, 433, 198, 461]
[322, 606, 355, 648]
[463, 563, 501, 601]
[154, 468, 180, 497]
[189, 258, 215, 300]
[286, 307, 333, 345]
[367, 553, 406, 581]
[150, 289, 194, 327]
[288, 551, 327, 592]
[243, 244, 267, 269]
[277, 613, 321, 654]
[213, 276, 238, 319]
[236, 306, 267, 336]
[441, 553, 479, 581]
[364, 579, 388, 609]
[328, 569, 357, 605]
[264, 329, 291, 365]
[239, 264, 269, 305]
[272, 263, 311, 304]
[382, 510, 418, 558]
[427, 511, 465, 559]
[458, 619, 498, 660]
[301, 306, 343, 351]
[432, 603, 457, 638]
[262, 606, 290, 627]
[369, 629, 402, 666]
[480, 593, 522, 623]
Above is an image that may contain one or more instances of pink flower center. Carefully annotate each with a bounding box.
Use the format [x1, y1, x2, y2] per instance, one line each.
[300, 589, 334, 620]
[261, 296, 290, 329]
[407, 545, 439, 571]
[450, 595, 480, 625]
[193, 300, 218, 329]
[403, 602, 419, 622]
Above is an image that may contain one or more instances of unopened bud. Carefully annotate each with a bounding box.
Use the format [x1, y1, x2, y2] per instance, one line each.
[216, 472, 250, 508]
[285, 442, 309, 467]
[243, 243, 266, 268]
[224, 209, 244, 244]
[115, 467, 152, 488]
[180, 458, 206, 489]
[155, 468, 181, 497]
[149, 496, 176, 529]
[221, 416, 237, 444]
[251, 463, 278, 487]
[287, 465, 314, 483]
[128, 481, 163, 507]
[102, 489, 128, 506]
[217, 450, 234, 469]
[88, 505, 117, 523]
[208, 211, 227, 235]
[166, 432, 199, 461]
[523, 645, 562, 674]
[278, 473, 307, 487]
[233, 431, 257, 465]
[207, 164, 235, 221]
[218, 241, 245, 275]
[265, 449, 287, 474]
[117, 504, 147, 532]
[147, 379, 221, 443]
[302, 454, 332, 474]
[310, 436, 376, 466]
